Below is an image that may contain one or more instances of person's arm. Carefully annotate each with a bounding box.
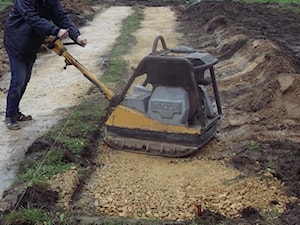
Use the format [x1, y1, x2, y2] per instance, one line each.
[51, 0, 87, 46]
[15, 0, 60, 37]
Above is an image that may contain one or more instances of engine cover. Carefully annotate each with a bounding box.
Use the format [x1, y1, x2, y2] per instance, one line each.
[148, 86, 190, 125]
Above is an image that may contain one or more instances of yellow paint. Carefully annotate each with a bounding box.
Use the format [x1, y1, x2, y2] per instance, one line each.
[106, 105, 201, 134]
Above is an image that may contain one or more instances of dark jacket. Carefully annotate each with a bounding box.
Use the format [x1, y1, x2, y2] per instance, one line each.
[4, 0, 81, 60]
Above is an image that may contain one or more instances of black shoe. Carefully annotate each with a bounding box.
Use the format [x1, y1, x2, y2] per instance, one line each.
[5, 117, 21, 130]
[16, 112, 32, 121]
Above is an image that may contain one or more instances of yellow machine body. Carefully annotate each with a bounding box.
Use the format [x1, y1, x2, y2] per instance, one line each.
[45, 35, 222, 157]
[106, 105, 201, 135]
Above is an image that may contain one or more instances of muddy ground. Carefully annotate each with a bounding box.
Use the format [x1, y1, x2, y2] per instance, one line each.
[0, 0, 299, 224]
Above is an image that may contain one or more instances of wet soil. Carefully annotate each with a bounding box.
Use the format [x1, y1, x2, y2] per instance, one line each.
[0, 0, 299, 224]
[178, 1, 300, 71]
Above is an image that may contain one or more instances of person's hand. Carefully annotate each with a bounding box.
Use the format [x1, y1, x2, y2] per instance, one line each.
[76, 36, 87, 47]
[57, 29, 69, 39]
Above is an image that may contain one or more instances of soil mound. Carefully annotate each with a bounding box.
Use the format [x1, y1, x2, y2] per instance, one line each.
[177, 1, 300, 143]
[176, 1, 300, 223]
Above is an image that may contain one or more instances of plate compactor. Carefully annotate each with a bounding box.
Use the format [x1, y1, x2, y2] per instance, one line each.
[45, 35, 222, 157]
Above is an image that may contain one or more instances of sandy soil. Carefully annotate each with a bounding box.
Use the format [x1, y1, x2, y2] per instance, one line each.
[0, 1, 299, 224]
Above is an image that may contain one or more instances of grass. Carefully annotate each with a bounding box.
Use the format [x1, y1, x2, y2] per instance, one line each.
[3, 208, 53, 225]
[246, 140, 261, 151]
[3, 207, 80, 225]
[237, 0, 300, 3]
[222, 174, 248, 185]
[14, 151, 76, 188]
[102, 4, 144, 88]
[10, 98, 106, 190]
[0, 0, 12, 12]
[261, 210, 282, 225]
[47, 100, 107, 153]
[236, 0, 300, 13]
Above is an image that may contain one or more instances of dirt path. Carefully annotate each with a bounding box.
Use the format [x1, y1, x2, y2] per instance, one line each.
[0, 6, 133, 197]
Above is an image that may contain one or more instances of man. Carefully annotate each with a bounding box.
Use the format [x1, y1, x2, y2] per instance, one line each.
[3, 0, 87, 130]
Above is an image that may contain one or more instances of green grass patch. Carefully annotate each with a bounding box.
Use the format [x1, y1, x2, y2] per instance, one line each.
[246, 140, 261, 151]
[2, 207, 80, 225]
[237, 0, 300, 13]
[261, 210, 282, 225]
[14, 151, 75, 188]
[47, 99, 107, 153]
[3, 208, 53, 225]
[236, 0, 300, 3]
[102, 4, 144, 87]
[11, 98, 106, 189]
[0, 0, 12, 12]
[222, 174, 248, 185]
